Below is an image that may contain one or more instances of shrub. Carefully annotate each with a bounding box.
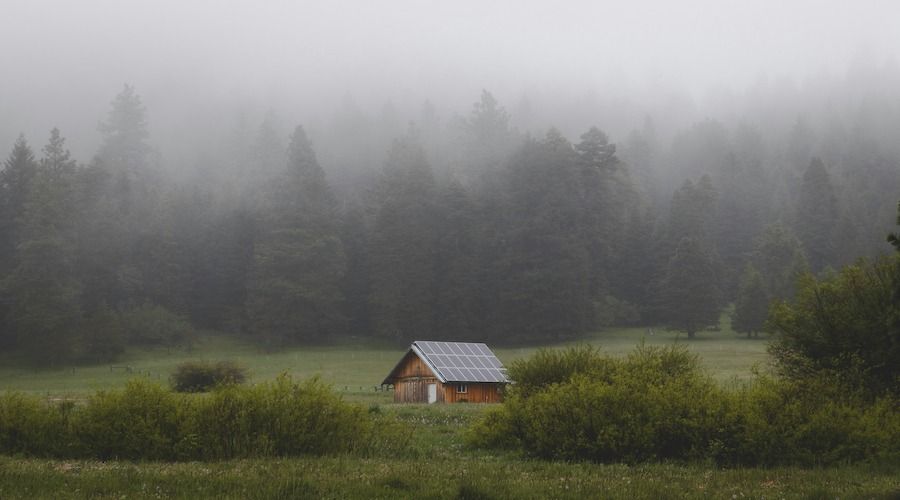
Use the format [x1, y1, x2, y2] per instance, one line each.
[469, 345, 900, 466]
[0, 376, 398, 461]
[170, 360, 248, 392]
[767, 256, 900, 398]
[506, 344, 614, 398]
[186, 375, 376, 459]
[74, 380, 186, 460]
[0, 393, 74, 457]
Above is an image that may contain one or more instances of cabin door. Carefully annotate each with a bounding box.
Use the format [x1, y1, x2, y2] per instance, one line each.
[427, 383, 437, 404]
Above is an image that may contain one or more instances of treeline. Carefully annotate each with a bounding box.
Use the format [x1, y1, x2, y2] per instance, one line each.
[1, 85, 899, 363]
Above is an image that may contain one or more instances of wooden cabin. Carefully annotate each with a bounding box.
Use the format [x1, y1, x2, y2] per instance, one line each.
[382, 341, 510, 403]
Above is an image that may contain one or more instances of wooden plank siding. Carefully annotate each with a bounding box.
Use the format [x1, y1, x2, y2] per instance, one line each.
[394, 378, 443, 403]
[387, 350, 504, 403]
[392, 351, 433, 379]
[442, 383, 502, 403]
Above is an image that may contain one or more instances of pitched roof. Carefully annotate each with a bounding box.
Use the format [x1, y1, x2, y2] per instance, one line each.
[382, 340, 510, 385]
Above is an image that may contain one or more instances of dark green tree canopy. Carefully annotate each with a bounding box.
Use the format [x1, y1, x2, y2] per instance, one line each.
[795, 157, 839, 273]
[97, 84, 150, 173]
[768, 256, 900, 397]
[661, 237, 722, 338]
[731, 264, 769, 338]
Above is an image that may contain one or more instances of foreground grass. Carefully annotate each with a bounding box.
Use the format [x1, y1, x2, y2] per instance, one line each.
[0, 317, 768, 399]
[1, 456, 897, 499]
[2, 403, 895, 498]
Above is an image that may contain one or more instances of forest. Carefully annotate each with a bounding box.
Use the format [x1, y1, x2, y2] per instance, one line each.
[2, 65, 900, 365]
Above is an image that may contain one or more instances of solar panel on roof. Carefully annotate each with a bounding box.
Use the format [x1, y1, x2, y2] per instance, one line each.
[413, 341, 510, 383]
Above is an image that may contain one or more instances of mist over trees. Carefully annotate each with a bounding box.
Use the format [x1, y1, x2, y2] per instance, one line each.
[3, 64, 900, 363]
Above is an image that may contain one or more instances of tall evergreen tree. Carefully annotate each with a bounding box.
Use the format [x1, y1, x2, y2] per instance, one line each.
[40, 128, 77, 178]
[492, 130, 592, 341]
[246, 126, 346, 344]
[732, 264, 769, 338]
[660, 237, 721, 338]
[367, 133, 439, 340]
[795, 157, 839, 273]
[96, 84, 150, 175]
[431, 181, 482, 340]
[753, 223, 808, 301]
[2, 131, 81, 362]
[339, 204, 371, 336]
[0, 135, 38, 276]
[453, 90, 519, 181]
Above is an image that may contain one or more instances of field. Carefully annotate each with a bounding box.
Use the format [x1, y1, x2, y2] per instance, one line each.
[0, 320, 769, 400]
[1, 324, 897, 498]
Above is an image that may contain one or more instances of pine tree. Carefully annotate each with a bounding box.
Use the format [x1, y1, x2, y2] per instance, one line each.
[453, 90, 519, 181]
[96, 84, 150, 175]
[661, 237, 721, 338]
[432, 181, 482, 340]
[795, 157, 839, 273]
[0, 135, 39, 348]
[367, 133, 439, 340]
[246, 126, 346, 344]
[2, 137, 81, 362]
[40, 128, 77, 177]
[753, 223, 808, 300]
[732, 264, 769, 338]
[491, 130, 592, 341]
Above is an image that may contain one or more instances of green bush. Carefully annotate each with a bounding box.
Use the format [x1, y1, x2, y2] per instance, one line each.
[186, 375, 375, 459]
[506, 344, 615, 398]
[74, 380, 186, 460]
[0, 376, 403, 461]
[0, 393, 74, 457]
[170, 360, 248, 392]
[469, 345, 900, 466]
[767, 256, 900, 398]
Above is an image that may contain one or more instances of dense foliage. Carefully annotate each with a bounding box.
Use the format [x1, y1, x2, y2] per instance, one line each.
[0, 376, 408, 460]
[170, 360, 248, 392]
[768, 255, 900, 398]
[2, 83, 899, 362]
[468, 346, 900, 466]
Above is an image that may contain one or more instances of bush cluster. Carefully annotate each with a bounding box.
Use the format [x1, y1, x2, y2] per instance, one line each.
[170, 360, 248, 392]
[467, 345, 900, 466]
[0, 376, 408, 461]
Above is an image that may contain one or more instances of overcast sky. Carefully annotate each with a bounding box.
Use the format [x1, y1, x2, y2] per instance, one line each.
[2, 0, 898, 160]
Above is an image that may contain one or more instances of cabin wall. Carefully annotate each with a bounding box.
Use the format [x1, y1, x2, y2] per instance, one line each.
[387, 349, 505, 403]
[393, 380, 503, 403]
[393, 352, 433, 379]
[394, 377, 442, 403]
[443, 383, 503, 403]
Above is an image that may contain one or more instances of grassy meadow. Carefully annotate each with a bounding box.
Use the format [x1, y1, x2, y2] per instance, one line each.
[0, 318, 768, 400]
[2, 322, 897, 498]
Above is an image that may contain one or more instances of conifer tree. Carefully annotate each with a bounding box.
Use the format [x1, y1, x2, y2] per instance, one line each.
[753, 223, 808, 300]
[2, 131, 81, 362]
[492, 130, 591, 340]
[732, 264, 769, 338]
[367, 132, 438, 340]
[661, 237, 721, 338]
[0, 135, 38, 275]
[246, 126, 346, 344]
[795, 157, 839, 273]
[96, 84, 150, 175]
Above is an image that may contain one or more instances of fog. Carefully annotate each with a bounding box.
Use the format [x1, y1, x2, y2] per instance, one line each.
[4, 0, 900, 361]
[2, 0, 898, 165]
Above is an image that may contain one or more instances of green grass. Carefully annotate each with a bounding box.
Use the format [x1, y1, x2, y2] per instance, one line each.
[0, 456, 897, 499]
[0, 317, 769, 400]
[0, 323, 896, 499]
